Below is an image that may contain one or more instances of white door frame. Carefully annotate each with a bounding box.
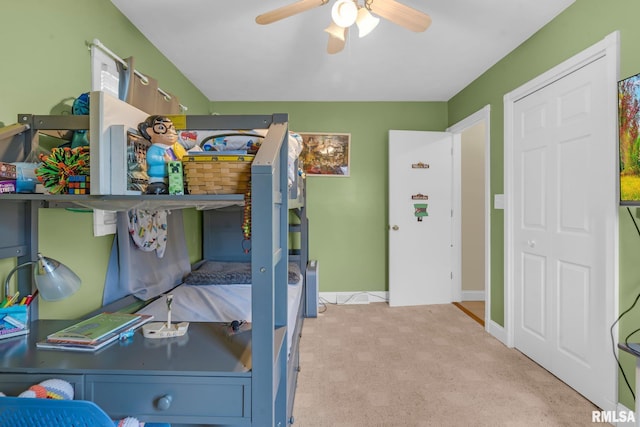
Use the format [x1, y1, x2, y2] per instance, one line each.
[447, 105, 491, 330]
[503, 32, 619, 407]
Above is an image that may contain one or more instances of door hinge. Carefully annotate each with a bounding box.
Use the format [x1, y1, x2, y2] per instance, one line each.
[450, 272, 453, 280]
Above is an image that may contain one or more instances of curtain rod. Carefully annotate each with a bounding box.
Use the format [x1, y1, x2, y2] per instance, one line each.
[0, 123, 29, 142]
[90, 38, 188, 112]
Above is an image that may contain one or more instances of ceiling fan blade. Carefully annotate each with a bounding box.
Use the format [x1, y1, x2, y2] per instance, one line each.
[327, 29, 347, 54]
[368, 0, 432, 32]
[256, 0, 329, 25]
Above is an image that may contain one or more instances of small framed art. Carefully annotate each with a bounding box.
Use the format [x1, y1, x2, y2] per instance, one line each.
[299, 132, 350, 176]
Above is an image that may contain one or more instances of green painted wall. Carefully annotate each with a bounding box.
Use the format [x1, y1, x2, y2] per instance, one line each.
[0, 0, 210, 319]
[211, 102, 448, 292]
[448, 0, 640, 409]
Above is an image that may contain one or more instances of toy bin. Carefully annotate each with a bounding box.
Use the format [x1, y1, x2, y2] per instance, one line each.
[12, 162, 38, 193]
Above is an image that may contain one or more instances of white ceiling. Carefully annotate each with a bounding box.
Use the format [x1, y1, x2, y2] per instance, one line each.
[110, 0, 574, 102]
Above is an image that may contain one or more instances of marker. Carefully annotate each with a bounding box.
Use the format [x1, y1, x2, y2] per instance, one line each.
[24, 290, 37, 306]
[3, 292, 19, 308]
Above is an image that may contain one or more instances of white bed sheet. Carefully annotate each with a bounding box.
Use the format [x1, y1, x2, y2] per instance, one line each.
[136, 278, 303, 354]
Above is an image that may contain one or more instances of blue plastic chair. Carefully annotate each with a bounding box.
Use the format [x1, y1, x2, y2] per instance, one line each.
[0, 397, 170, 427]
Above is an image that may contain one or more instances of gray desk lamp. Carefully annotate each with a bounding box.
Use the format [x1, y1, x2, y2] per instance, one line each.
[4, 253, 81, 301]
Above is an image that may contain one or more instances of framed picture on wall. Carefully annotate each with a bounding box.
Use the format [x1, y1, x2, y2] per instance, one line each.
[299, 132, 350, 176]
[619, 72, 640, 205]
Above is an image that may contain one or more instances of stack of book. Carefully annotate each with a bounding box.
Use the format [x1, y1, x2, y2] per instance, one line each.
[37, 312, 153, 352]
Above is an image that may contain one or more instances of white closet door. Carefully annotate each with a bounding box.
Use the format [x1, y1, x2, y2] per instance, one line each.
[512, 54, 612, 410]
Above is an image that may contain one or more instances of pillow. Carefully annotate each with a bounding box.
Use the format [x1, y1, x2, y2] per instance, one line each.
[288, 262, 302, 284]
[185, 261, 302, 286]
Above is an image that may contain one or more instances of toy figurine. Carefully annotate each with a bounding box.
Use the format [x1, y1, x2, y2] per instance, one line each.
[142, 294, 189, 338]
[138, 115, 178, 194]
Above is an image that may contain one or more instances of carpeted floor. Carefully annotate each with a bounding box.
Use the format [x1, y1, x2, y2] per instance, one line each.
[292, 303, 600, 426]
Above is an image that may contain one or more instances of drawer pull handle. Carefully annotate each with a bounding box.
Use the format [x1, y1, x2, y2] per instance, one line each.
[157, 394, 173, 410]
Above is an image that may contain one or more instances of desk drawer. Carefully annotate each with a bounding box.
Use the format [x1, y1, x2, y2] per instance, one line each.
[86, 374, 251, 423]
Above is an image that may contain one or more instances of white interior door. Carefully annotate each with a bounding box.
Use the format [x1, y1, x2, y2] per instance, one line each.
[511, 52, 614, 410]
[388, 130, 453, 307]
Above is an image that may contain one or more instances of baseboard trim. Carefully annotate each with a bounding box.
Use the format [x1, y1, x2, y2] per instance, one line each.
[461, 290, 485, 301]
[488, 319, 508, 346]
[319, 291, 388, 305]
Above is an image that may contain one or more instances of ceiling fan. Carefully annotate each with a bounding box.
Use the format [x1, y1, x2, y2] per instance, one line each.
[256, 0, 432, 54]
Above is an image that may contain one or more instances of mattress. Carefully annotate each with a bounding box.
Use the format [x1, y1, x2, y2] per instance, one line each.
[136, 278, 303, 354]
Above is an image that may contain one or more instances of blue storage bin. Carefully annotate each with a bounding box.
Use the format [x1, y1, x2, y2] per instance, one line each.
[12, 162, 37, 193]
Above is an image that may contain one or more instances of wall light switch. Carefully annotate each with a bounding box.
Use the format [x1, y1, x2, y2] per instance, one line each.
[494, 194, 505, 210]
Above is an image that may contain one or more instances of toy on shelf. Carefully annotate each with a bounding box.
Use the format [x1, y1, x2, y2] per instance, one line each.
[142, 294, 189, 338]
[137, 116, 176, 195]
[35, 146, 90, 194]
[138, 115, 200, 195]
[67, 175, 90, 194]
[70, 92, 90, 148]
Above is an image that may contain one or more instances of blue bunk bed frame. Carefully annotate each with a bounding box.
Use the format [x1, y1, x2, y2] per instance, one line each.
[0, 105, 309, 426]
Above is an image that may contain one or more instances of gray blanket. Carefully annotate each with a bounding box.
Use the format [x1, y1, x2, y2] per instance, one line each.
[185, 260, 302, 285]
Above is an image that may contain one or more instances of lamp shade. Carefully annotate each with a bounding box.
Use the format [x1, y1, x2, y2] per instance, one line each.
[35, 254, 81, 301]
[331, 0, 358, 28]
[356, 7, 380, 38]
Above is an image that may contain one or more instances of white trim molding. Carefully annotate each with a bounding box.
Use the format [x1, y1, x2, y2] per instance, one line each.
[461, 290, 485, 301]
[447, 105, 491, 331]
[320, 291, 388, 305]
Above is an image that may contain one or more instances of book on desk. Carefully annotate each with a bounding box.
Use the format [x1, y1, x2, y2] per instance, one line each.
[36, 312, 153, 352]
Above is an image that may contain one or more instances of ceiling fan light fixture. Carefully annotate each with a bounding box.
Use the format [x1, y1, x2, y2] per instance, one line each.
[331, 0, 358, 27]
[356, 6, 380, 38]
[324, 21, 347, 41]
[327, 32, 347, 54]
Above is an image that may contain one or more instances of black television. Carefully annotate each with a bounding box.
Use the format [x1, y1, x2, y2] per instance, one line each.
[619, 72, 640, 205]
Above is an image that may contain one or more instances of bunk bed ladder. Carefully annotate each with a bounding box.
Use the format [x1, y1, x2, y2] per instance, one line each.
[250, 114, 290, 426]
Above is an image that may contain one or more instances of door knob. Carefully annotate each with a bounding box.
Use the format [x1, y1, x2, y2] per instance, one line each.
[527, 240, 536, 248]
[392, 225, 399, 230]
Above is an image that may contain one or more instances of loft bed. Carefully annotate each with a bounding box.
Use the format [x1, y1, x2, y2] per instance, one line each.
[0, 92, 311, 426]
